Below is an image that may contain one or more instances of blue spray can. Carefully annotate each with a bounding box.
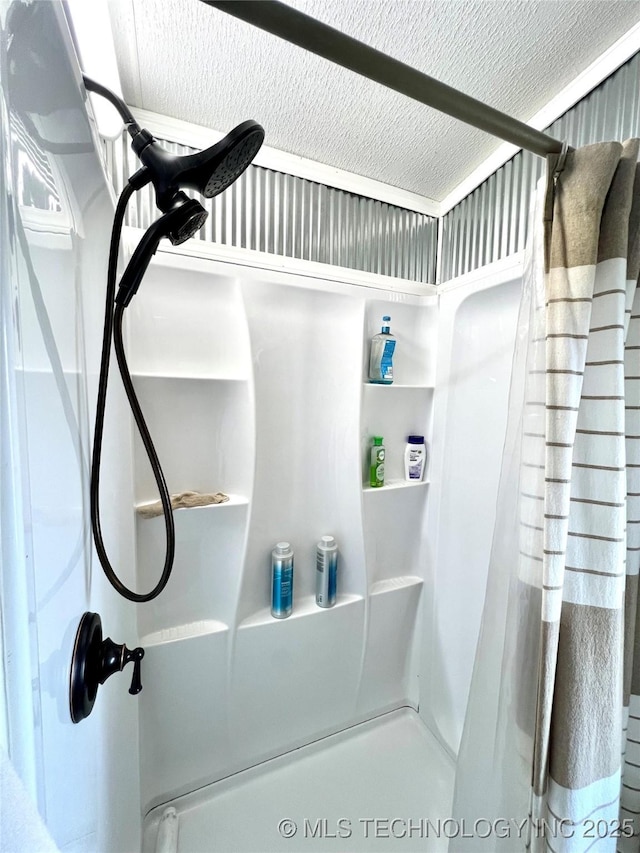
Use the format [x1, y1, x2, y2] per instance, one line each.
[271, 542, 294, 618]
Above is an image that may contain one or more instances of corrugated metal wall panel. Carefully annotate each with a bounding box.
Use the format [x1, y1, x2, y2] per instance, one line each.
[440, 51, 640, 282]
[103, 134, 438, 284]
[103, 51, 639, 286]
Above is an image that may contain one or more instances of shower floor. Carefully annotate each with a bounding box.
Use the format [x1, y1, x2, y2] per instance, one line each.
[142, 708, 455, 853]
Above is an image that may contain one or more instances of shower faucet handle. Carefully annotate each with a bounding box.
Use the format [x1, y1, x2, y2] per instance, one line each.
[69, 612, 145, 723]
[123, 645, 144, 695]
[98, 635, 145, 694]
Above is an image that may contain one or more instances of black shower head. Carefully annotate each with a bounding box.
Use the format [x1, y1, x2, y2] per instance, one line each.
[81, 75, 264, 214]
[131, 120, 265, 211]
[115, 194, 208, 308]
[165, 193, 209, 246]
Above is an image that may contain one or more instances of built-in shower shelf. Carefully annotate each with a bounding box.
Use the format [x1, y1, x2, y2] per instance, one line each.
[362, 382, 434, 390]
[369, 576, 423, 596]
[131, 372, 250, 383]
[135, 494, 249, 517]
[239, 593, 364, 629]
[363, 479, 430, 493]
[140, 619, 228, 647]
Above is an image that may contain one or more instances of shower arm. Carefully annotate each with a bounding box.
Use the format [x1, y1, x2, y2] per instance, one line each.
[82, 74, 139, 135]
[202, 0, 565, 160]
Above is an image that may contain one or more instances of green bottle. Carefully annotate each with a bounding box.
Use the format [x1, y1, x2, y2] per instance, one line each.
[369, 436, 385, 487]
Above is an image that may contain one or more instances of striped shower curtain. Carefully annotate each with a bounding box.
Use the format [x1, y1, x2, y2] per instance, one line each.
[532, 139, 640, 850]
[452, 140, 640, 853]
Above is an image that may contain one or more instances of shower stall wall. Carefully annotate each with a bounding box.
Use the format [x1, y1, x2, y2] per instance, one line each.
[123, 232, 437, 811]
[422, 255, 524, 755]
[0, 2, 141, 850]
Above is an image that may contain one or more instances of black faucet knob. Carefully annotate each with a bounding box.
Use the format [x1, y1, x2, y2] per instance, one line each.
[123, 645, 144, 694]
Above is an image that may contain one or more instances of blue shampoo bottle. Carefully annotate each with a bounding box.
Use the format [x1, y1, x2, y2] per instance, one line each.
[271, 542, 294, 618]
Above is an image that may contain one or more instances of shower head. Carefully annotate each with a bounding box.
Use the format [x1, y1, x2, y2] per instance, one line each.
[115, 194, 208, 308]
[166, 194, 209, 245]
[81, 75, 264, 214]
[131, 120, 265, 211]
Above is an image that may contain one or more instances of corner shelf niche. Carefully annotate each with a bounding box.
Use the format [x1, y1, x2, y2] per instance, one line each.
[363, 479, 429, 493]
[361, 384, 433, 486]
[363, 382, 434, 390]
[361, 300, 434, 592]
[364, 299, 436, 388]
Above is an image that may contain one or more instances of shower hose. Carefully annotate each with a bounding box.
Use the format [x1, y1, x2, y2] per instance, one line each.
[90, 182, 176, 602]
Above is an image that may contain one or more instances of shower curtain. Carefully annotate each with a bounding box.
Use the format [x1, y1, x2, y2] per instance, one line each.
[452, 139, 640, 853]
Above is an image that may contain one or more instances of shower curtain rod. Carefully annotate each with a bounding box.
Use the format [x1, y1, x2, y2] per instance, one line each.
[202, 0, 564, 160]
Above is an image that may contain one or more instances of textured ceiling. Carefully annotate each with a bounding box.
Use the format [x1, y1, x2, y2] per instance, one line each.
[108, 0, 640, 202]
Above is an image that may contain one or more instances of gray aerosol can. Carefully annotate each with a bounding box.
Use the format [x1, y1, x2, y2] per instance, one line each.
[316, 535, 338, 608]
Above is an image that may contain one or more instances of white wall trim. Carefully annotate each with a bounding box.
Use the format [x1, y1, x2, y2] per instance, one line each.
[128, 107, 440, 218]
[439, 20, 640, 214]
[124, 226, 437, 300]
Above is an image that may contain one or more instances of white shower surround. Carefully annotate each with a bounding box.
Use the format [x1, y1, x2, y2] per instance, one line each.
[125, 243, 524, 852]
[424, 255, 524, 755]
[121, 231, 437, 811]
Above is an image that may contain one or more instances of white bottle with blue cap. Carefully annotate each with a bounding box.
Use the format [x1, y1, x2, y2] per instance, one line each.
[368, 316, 396, 384]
